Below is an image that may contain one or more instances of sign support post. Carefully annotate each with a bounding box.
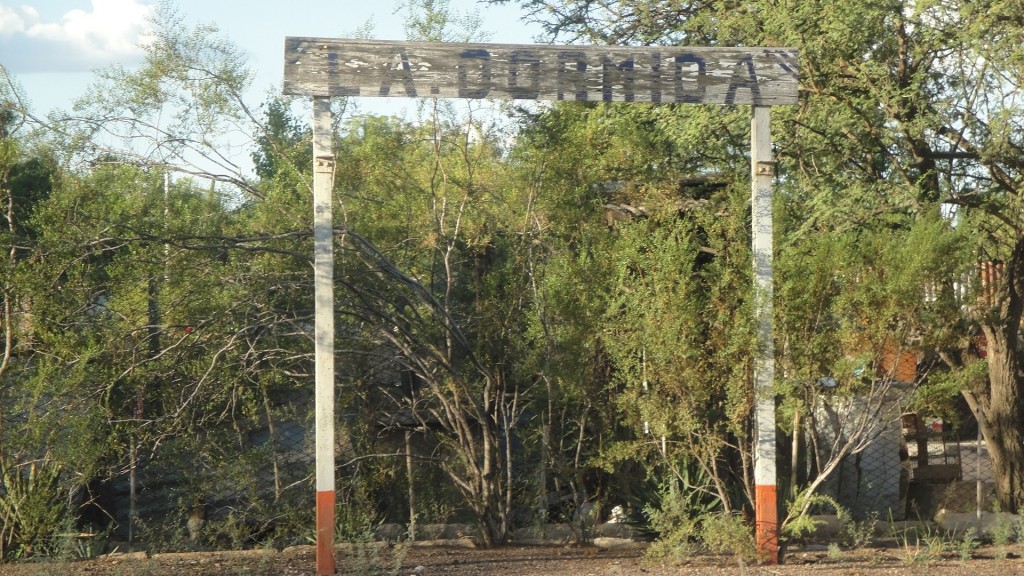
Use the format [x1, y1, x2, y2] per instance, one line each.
[751, 105, 778, 563]
[284, 39, 797, 570]
[312, 95, 336, 576]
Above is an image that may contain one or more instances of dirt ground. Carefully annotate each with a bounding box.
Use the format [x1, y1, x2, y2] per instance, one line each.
[2, 542, 1023, 576]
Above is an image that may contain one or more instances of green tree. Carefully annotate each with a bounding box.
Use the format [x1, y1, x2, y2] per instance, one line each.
[0, 66, 71, 560]
[289, 0, 544, 545]
[500, 0, 1024, 514]
[327, 108, 531, 545]
[507, 100, 765, 525]
[53, 2, 261, 200]
[2, 4, 335, 546]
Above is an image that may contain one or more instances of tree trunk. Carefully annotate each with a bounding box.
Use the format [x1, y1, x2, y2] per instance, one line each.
[405, 430, 417, 541]
[980, 324, 1024, 512]
[979, 235, 1024, 513]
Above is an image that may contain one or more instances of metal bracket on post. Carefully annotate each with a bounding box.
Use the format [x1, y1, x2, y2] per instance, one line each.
[316, 156, 335, 174]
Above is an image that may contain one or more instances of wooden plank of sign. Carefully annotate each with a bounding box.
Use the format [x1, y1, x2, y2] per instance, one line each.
[283, 38, 798, 106]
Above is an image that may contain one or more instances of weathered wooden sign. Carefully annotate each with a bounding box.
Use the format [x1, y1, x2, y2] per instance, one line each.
[284, 38, 798, 106]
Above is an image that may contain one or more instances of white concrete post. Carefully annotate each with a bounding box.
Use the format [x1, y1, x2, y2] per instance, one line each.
[751, 105, 778, 564]
[312, 95, 336, 575]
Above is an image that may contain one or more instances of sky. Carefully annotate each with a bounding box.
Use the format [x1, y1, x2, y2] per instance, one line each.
[1, 0, 544, 117]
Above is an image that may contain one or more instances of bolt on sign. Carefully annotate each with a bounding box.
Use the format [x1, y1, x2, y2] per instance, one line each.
[283, 38, 798, 105]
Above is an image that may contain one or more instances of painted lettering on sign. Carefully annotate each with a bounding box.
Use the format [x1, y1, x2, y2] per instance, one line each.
[673, 54, 705, 104]
[508, 50, 541, 99]
[378, 49, 417, 97]
[284, 39, 799, 106]
[458, 48, 491, 98]
[725, 55, 760, 105]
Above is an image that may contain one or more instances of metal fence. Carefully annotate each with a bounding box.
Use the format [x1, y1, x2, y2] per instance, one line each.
[903, 413, 995, 520]
[79, 395, 319, 551]
[1, 386, 1001, 555]
[810, 408, 994, 524]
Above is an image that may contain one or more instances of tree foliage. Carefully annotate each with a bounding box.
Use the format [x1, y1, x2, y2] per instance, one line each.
[497, 0, 1023, 513]
[3, 0, 1024, 561]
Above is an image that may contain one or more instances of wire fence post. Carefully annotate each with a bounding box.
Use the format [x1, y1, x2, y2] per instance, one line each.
[977, 403, 983, 522]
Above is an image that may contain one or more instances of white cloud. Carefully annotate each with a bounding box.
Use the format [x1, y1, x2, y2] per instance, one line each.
[0, 1, 155, 73]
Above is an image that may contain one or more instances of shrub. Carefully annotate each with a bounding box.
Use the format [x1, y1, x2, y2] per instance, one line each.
[0, 455, 69, 559]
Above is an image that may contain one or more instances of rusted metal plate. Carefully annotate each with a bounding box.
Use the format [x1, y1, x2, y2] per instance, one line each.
[284, 38, 798, 105]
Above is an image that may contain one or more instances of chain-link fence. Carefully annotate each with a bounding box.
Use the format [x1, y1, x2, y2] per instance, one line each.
[809, 406, 994, 524]
[66, 393, 320, 551]
[902, 413, 995, 520]
[1, 380, 1002, 556]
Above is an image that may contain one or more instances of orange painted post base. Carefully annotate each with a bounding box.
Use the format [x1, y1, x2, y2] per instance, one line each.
[755, 484, 778, 564]
[316, 490, 336, 575]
